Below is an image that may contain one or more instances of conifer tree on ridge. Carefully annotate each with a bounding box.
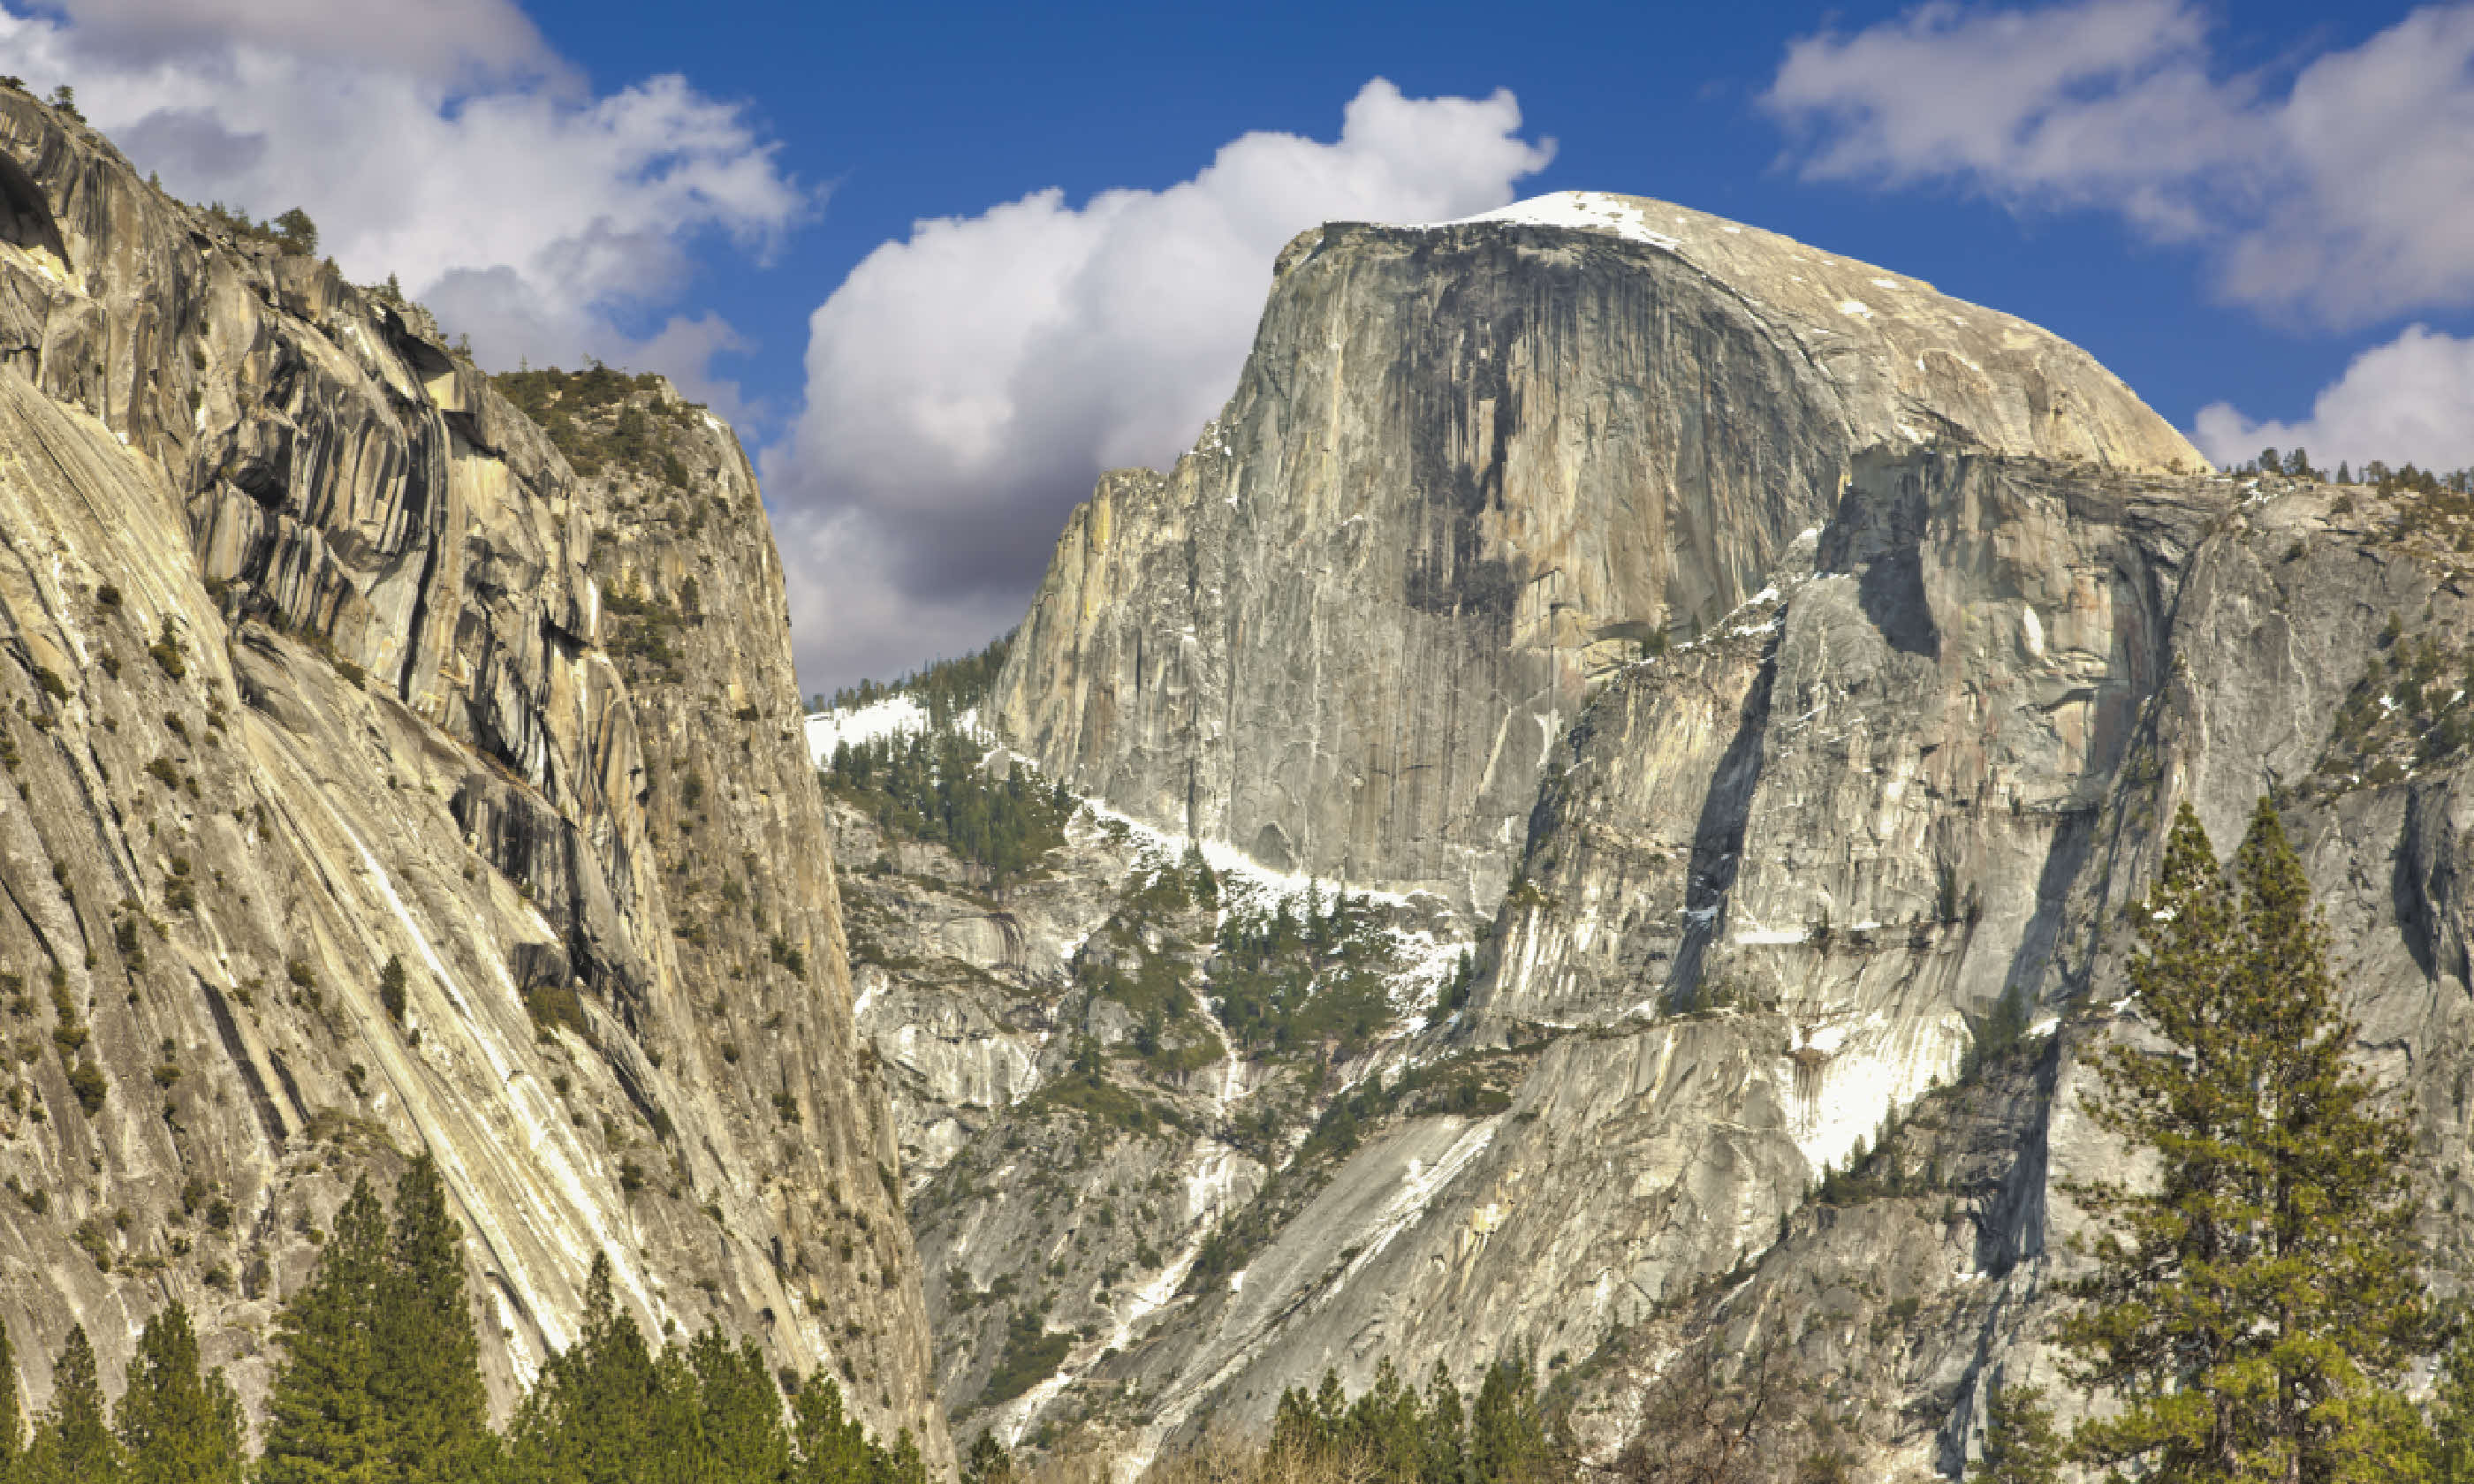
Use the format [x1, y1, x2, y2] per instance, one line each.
[374, 1153, 494, 1484]
[2060, 799, 2428, 1482]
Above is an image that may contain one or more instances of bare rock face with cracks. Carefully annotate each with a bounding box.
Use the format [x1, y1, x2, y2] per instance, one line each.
[11, 72, 2474, 1484]
[844, 188, 2474, 1476]
[0, 91, 946, 1466]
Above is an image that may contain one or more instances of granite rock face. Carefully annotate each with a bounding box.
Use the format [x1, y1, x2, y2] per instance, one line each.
[0, 93, 944, 1465]
[957, 191, 2474, 1478]
[992, 195, 2205, 912]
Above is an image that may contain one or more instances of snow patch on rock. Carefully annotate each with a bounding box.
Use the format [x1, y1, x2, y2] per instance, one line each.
[1416, 191, 1681, 253]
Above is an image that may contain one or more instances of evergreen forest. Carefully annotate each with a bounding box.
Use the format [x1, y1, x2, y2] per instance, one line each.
[820, 730, 1074, 890]
[816, 637, 1013, 733]
[0, 1155, 927, 1484]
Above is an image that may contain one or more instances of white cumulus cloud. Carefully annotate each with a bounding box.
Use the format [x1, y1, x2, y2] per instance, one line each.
[2193, 326, 2474, 474]
[0, 3, 802, 408]
[770, 78, 1553, 692]
[1764, 0, 2474, 329]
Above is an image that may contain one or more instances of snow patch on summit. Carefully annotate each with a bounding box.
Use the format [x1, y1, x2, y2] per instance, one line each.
[1418, 191, 1681, 253]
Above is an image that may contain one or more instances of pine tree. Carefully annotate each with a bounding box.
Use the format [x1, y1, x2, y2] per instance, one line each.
[959, 1432, 1012, 1484]
[1975, 1378, 2060, 1484]
[507, 1253, 698, 1484]
[375, 1154, 493, 1483]
[0, 1317, 21, 1477]
[1468, 1358, 1549, 1484]
[647, 1347, 705, 1484]
[879, 1431, 927, 1484]
[1421, 1361, 1468, 1484]
[1346, 1358, 1425, 1483]
[261, 1177, 391, 1484]
[271, 208, 318, 257]
[23, 1324, 120, 1484]
[685, 1326, 789, 1484]
[2429, 1336, 2474, 1481]
[1271, 1381, 1327, 1466]
[790, 1374, 872, 1484]
[378, 957, 406, 1023]
[117, 1303, 244, 1484]
[2060, 799, 2428, 1482]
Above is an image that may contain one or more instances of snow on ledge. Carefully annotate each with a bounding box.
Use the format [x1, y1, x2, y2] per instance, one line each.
[1412, 191, 1681, 253]
[1734, 925, 1807, 946]
[803, 697, 985, 765]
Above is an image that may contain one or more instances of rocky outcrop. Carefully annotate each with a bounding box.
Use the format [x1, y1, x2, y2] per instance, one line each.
[956, 188, 2474, 1478]
[958, 447, 2474, 1476]
[991, 193, 2205, 912]
[1011, 447, 2223, 1456]
[0, 92, 944, 1464]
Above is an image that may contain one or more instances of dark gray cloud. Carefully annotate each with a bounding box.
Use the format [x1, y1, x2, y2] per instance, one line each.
[113, 105, 264, 179]
[34, 0, 557, 83]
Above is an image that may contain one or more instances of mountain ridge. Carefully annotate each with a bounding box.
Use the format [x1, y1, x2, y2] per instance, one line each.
[993, 193, 2204, 919]
[0, 87, 947, 1468]
[846, 186, 2474, 1480]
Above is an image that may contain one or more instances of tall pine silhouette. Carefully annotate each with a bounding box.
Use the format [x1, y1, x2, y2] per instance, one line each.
[1975, 1378, 2060, 1484]
[22, 1324, 120, 1484]
[260, 1177, 390, 1484]
[507, 1253, 697, 1484]
[374, 1154, 493, 1483]
[2062, 799, 2427, 1481]
[791, 1374, 876, 1484]
[687, 1325, 791, 1484]
[117, 1302, 244, 1484]
[0, 1318, 20, 1477]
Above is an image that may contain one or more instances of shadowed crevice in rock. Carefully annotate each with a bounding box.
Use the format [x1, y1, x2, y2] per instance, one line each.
[197, 974, 287, 1146]
[1666, 639, 1780, 1009]
[1856, 548, 1937, 658]
[2394, 784, 2456, 983]
[0, 148, 66, 267]
[1402, 241, 1527, 622]
[1819, 449, 1940, 660]
[1976, 1039, 2065, 1282]
[264, 1049, 310, 1131]
[1999, 808, 2098, 1018]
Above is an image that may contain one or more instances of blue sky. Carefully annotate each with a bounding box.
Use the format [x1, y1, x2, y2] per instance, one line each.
[527, 0, 2414, 443]
[6, 0, 2470, 689]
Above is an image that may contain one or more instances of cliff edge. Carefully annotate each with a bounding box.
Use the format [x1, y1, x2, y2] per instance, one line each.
[0, 92, 946, 1465]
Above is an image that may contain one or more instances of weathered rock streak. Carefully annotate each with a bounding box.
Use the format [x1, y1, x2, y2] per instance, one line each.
[993, 192, 2205, 910]
[0, 94, 945, 1464]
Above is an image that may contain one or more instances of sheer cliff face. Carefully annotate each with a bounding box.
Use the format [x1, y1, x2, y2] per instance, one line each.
[0, 95, 944, 1461]
[992, 198, 2204, 911]
[963, 188, 2474, 1472]
[1520, 462, 2474, 1477]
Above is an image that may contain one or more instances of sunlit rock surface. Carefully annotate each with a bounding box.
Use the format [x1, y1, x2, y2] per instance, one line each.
[0, 92, 945, 1466]
[945, 190, 2474, 1478]
[992, 192, 2204, 913]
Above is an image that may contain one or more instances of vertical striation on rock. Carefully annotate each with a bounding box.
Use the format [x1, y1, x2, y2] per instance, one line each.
[937, 189, 2474, 1475]
[992, 196, 2205, 913]
[0, 92, 944, 1466]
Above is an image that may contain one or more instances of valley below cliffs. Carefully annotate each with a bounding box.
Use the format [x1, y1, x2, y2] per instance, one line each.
[0, 90, 945, 1465]
[828, 192, 2474, 1481]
